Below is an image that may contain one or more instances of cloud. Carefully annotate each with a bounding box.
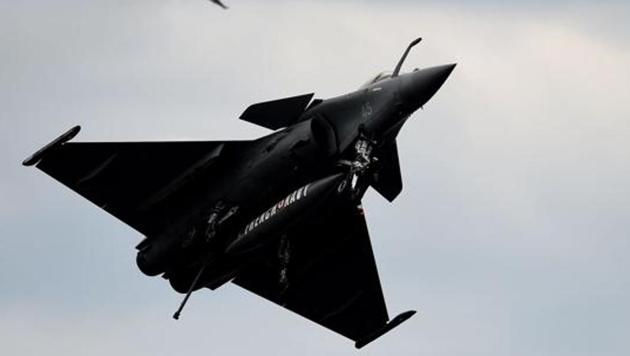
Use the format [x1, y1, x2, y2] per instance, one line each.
[1, 1, 629, 355]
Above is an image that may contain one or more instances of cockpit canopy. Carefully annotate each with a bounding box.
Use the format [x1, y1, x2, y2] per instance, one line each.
[360, 71, 393, 89]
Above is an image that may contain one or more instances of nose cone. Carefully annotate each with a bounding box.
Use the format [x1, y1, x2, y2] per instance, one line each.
[399, 63, 456, 112]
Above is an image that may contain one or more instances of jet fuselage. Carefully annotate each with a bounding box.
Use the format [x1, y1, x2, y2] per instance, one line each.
[136, 64, 456, 292]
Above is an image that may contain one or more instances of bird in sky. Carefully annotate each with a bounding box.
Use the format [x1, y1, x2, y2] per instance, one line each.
[210, 0, 228, 9]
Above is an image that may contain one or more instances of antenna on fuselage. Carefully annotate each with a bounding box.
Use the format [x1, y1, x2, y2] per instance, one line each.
[392, 37, 422, 78]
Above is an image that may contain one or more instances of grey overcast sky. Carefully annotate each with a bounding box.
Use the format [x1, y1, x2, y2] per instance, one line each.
[1, 1, 629, 355]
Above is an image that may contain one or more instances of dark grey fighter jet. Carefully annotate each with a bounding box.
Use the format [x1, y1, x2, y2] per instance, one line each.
[23, 38, 454, 348]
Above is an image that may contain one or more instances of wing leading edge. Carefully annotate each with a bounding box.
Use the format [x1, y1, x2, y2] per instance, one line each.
[233, 197, 415, 348]
[26, 126, 245, 236]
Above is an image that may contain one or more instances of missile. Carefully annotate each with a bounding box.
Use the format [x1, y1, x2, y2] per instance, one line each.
[22, 125, 81, 166]
[226, 173, 348, 255]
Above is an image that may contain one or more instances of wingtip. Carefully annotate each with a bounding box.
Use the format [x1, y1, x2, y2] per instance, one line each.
[22, 125, 81, 167]
[354, 309, 418, 349]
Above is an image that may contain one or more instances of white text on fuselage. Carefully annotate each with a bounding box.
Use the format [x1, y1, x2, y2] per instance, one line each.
[239, 184, 311, 238]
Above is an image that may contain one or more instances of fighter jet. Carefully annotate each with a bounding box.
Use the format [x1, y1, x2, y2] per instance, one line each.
[23, 38, 454, 348]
